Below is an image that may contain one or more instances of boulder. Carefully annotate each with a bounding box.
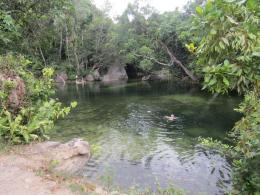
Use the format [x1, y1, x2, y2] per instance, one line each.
[102, 63, 128, 82]
[142, 69, 171, 81]
[93, 69, 101, 81]
[55, 72, 68, 84]
[25, 138, 90, 175]
[0, 73, 26, 110]
[142, 75, 151, 81]
[154, 69, 172, 80]
[85, 69, 101, 82]
[85, 74, 95, 82]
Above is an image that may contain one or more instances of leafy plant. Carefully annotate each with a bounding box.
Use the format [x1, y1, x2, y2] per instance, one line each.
[0, 54, 77, 144]
[193, 0, 259, 94]
[194, 0, 260, 193]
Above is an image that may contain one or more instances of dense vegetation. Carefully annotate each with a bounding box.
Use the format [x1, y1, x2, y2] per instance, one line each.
[194, 1, 259, 193]
[0, 0, 259, 194]
[0, 55, 77, 143]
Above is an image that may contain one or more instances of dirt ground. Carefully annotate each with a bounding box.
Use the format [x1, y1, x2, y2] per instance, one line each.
[0, 144, 111, 195]
[0, 149, 73, 195]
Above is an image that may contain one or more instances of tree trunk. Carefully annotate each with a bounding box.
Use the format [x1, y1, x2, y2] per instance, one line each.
[65, 24, 70, 63]
[39, 47, 47, 67]
[159, 41, 198, 82]
[59, 30, 63, 60]
[73, 46, 80, 75]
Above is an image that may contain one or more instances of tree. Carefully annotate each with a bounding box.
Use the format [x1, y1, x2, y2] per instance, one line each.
[194, 0, 260, 193]
[115, 2, 198, 80]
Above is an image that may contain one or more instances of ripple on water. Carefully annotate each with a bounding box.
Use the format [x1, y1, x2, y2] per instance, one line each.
[50, 81, 241, 194]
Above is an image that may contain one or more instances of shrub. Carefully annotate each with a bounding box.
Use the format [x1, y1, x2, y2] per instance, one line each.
[0, 54, 77, 144]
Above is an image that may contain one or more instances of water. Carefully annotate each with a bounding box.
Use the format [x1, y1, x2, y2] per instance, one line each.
[50, 80, 241, 194]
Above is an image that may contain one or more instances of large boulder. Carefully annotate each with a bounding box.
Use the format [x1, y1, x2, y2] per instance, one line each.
[85, 69, 101, 82]
[24, 138, 90, 175]
[102, 63, 128, 82]
[55, 72, 68, 84]
[85, 74, 95, 82]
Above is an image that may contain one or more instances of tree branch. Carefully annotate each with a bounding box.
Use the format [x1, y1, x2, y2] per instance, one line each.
[133, 53, 172, 67]
[158, 40, 198, 82]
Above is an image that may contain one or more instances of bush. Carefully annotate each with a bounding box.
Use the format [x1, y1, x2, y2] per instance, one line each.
[231, 90, 260, 194]
[0, 54, 77, 144]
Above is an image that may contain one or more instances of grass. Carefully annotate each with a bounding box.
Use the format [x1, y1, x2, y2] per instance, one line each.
[0, 139, 22, 154]
[68, 183, 85, 194]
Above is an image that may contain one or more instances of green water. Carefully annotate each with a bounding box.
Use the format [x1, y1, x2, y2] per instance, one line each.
[50, 81, 241, 194]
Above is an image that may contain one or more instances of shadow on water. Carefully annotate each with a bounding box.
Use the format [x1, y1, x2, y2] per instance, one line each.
[50, 80, 242, 194]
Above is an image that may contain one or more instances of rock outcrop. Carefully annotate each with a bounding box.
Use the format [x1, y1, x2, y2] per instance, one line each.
[0, 73, 26, 110]
[142, 69, 172, 81]
[93, 69, 101, 81]
[85, 69, 101, 82]
[85, 74, 95, 81]
[24, 138, 90, 175]
[142, 75, 151, 81]
[55, 72, 68, 84]
[102, 63, 128, 82]
[0, 138, 117, 195]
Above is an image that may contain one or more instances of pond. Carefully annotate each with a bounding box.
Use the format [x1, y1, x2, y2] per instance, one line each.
[50, 80, 241, 194]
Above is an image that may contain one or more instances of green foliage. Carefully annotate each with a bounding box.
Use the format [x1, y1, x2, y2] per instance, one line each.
[194, 0, 260, 193]
[200, 90, 260, 194]
[68, 183, 85, 193]
[194, 0, 259, 94]
[90, 144, 102, 158]
[231, 90, 260, 194]
[0, 0, 199, 78]
[199, 137, 231, 151]
[0, 10, 20, 44]
[139, 59, 153, 72]
[0, 54, 77, 144]
[202, 60, 234, 94]
[0, 0, 259, 192]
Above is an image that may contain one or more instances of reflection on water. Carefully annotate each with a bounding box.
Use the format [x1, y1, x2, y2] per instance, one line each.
[50, 81, 241, 194]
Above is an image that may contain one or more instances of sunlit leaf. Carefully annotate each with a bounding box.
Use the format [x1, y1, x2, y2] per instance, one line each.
[196, 6, 203, 15]
[223, 77, 230, 86]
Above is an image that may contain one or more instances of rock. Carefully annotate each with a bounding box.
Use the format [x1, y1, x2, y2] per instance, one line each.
[55, 72, 68, 84]
[0, 138, 122, 195]
[0, 73, 26, 110]
[142, 69, 171, 81]
[153, 69, 171, 80]
[85, 74, 95, 81]
[25, 138, 90, 175]
[93, 69, 101, 81]
[142, 75, 151, 81]
[102, 63, 128, 82]
[85, 69, 101, 81]
[85, 69, 101, 82]
[50, 139, 90, 174]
